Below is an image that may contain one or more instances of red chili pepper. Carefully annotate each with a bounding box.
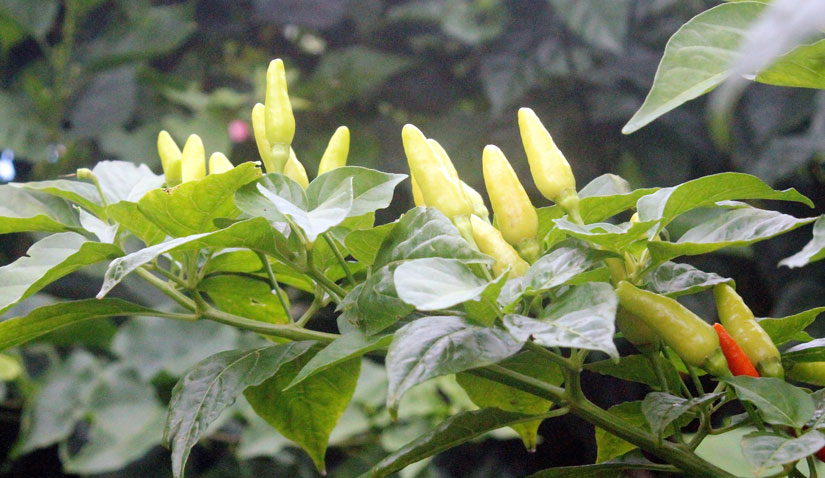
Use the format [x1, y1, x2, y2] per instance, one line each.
[713, 323, 759, 377]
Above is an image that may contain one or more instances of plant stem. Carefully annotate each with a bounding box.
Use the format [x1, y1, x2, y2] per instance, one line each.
[323, 232, 355, 286]
[296, 286, 325, 327]
[256, 251, 292, 319]
[203, 305, 338, 343]
[136, 267, 195, 311]
[525, 342, 578, 371]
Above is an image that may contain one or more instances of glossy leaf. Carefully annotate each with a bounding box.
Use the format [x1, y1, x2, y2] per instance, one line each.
[92, 160, 165, 204]
[394, 258, 491, 311]
[641, 392, 720, 439]
[307, 166, 406, 217]
[244, 350, 360, 474]
[164, 342, 314, 478]
[0, 232, 123, 315]
[337, 266, 415, 336]
[503, 282, 619, 359]
[577, 174, 658, 223]
[758, 307, 825, 346]
[642, 261, 733, 297]
[0, 185, 80, 233]
[106, 200, 166, 246]
[385, 316, 522, 418]
[741, 431, 825, 476]
[722, 376, 814, 428]
[780, 216, 825, 268]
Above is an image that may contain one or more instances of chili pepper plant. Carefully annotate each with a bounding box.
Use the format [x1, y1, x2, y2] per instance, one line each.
[4, 2, 825, 477]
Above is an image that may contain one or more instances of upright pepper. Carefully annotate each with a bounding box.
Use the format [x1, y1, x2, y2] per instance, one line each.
[252, 103, 281, 173]
[284, 148, 309, 188]
[470, 215, 529, 277]
[482, 144, 539, 262]
[714, 284, 784, 379]
[517, 107, 576, 205]
[713, 323, 758, 377]
[317, 126, 350, 176]
[461, 181, 490, 223]
[615, 281, 730, 377]
[157, 130, 182, 186]
[410, 172, 425, 207]
[264, 59, 295, 172]
[180, 134, 206, 183]
[209, 152, 234, 175]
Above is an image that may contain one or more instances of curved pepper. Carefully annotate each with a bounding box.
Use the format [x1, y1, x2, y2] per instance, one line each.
[208, 152, 234, 175]
[714, 284, 784, 379]
[317, 126, 350, 176]
[284, 148, 309, 188]
[482, 144, 538, 262]
[713, 323, 758, 377]
[615, 281, 730, 377]
[264, 59, 295, 170]
[157, 130, 182, 185]
[787, 362, 825, 386]
[616, 306, 659, 354]
[517, 107, 576, 204]
[470, 215, 529, 277]
[180, 134, 206, 183]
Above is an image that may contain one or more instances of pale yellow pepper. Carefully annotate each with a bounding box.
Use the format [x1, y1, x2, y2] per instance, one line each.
[181, 134, 206, 183]
[157, 130, 182, 185]
[317, 126, 350, 176]
[518, 107, 576, 205]
[470, 215, 529, 277]
[284, 148, 309, 189]
[208, 152, 234, 175]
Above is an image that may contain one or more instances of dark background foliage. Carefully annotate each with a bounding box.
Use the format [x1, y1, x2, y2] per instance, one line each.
[2, 0, 824, 476]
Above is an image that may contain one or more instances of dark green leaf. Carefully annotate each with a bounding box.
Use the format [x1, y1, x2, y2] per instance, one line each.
[741, 431, 825, 476]
[642, 261, 733, 297]
[758, 307, 825, 346]
[527, 452, 672, 477]
[641, 392, 720, 439]
[337, 265, 415, 336]
[722, 376, 814, 428]
[386, 316, 522, 418]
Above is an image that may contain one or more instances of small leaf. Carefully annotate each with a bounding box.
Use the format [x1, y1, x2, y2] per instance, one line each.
[577, 173, 658, 223]
[503, 282, 619, 359]
[595, 401, 646, 463]
[780, 216, 825, 268]
[307, 166, 406, 217]
[552, 217, 656, 253]
[386, 316, 523, 418]
[394, 258, 491, 311]
[723, 376, 814, 428]
[758, 307, 825, 346]
[741, 431, 825, 477]
[463, 271, 508, 327]
[642, 261, 733, 297]
[641, 392, 720, 439]
[164, 342, 314, 478]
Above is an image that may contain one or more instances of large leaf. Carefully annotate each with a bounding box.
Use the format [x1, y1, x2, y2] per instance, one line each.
[244, 350, 360, 474]
[200, 275, 289, 324]
[362, 408, 553, 478]
[756, 39, 825, 90]
[758, 307, 825, 346]
[138, 162, 261, 237]
[0, 299, 156, 352]
[722, 376, 814, 428]
[648, 207, 817, 263]
[307, 166, 406, 217]
[91, 160, 164, 204]
[780, 216, 825, 268]
[635, 173, 812, 226]
[344, 221, 396, 266]
[642, 261, 733, 297]
[641, 392, 721, 439]
[164, 342, 314, 478]
[456, 350, 563, 451]
[97, 218, 283, 298]
[576, 174, 658, 223]
[0, 232, 123, 315]
[0, 185, 80, 233]
[106, 200, 167, 246]
[12, 179, 104, 216]
[741, 431, 825, 477]
[503, 282, 619, 359]
[385, 316, 523, 418]
[622, 2, 766, 134]
[394, 258, 492, 311]
[337, 266, 415, 336]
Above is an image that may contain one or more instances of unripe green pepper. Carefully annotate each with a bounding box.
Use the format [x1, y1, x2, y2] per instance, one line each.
[317, 126, 350, 176]
[517, 107, 576, 203]
[209, 152, 234, 175]
[615, 281, 730, 377]
[470, 215, 529, 277]
[157, 130, 182, 185]
[252, 103, 282, 173]
[482, 144, 538, 262]
[284, 148, 309, 189]
[264, 59, 295, 169]
[181, 134, 206, 183]
[713, 284, 784, 379]
[615, 306, 660, 354]
[787, 362, 825, 386]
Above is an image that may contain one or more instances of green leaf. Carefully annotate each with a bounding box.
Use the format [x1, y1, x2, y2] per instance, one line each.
[641, 392, 720, 439]
[723, 376, 814, 428]
[552, 217, 656, 252]
[235, 173, 305, 225]
[0, 299, 155, 352]
[244, 350, 360, 474]
[0, 185, 80, 233]
[362, 408, 551, 478]
[577, 174, 658, 223]
[755, 38, 825, 90]
[642, 261, 733, 297]
[164, 342, 314, 478]
[200, 275, 289, 324]
[138, 162, 261, 237]
[307, 166, 406, 217]
[636, 173, 813, 226]
[758, 308, 825, 346]
[12, 179, 104, 216]
[456, 350, 563, 451]
[648, 207, 817, 263]
[527, 453, 671, 477]
[91, 160, 164, 204]
[622, 2, 766, 134]
[0, 232, 123, 315]
[106, 200, 166, 246]
[503, 282, 619, 359]
[463, 271, 508, 327]
[385, 316, 522, 418]
[585, 354, 682, 392]
[337, 266, 416, 336]
[595, 401, 647, 463]
[61, 365, 165, 474]
[345, 221, 396, 266]
[784, 338, 825, 363]
[780, 216, 825, 268]
[741, 431, 825, 476]
[97, 217, 283, 298]
[394, 258, 491, 311]
[285, 331, 393, 390]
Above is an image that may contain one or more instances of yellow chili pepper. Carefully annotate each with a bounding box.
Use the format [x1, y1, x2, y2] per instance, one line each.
[252, 103, 281, 173]
[410, 172, 425, 207]
[284, 148, 309, 189]
[208, 152, 234, 175]
[157, 130, 182, 186]
[461, 180, 491, 223]
[482, 144, 538, 261]
[470, 215, 529, 277]
[181, 134, 206, 183]
[317, 126, 350, 176]
[264, 59, 295, 171]
[517, 107, 576, 204]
